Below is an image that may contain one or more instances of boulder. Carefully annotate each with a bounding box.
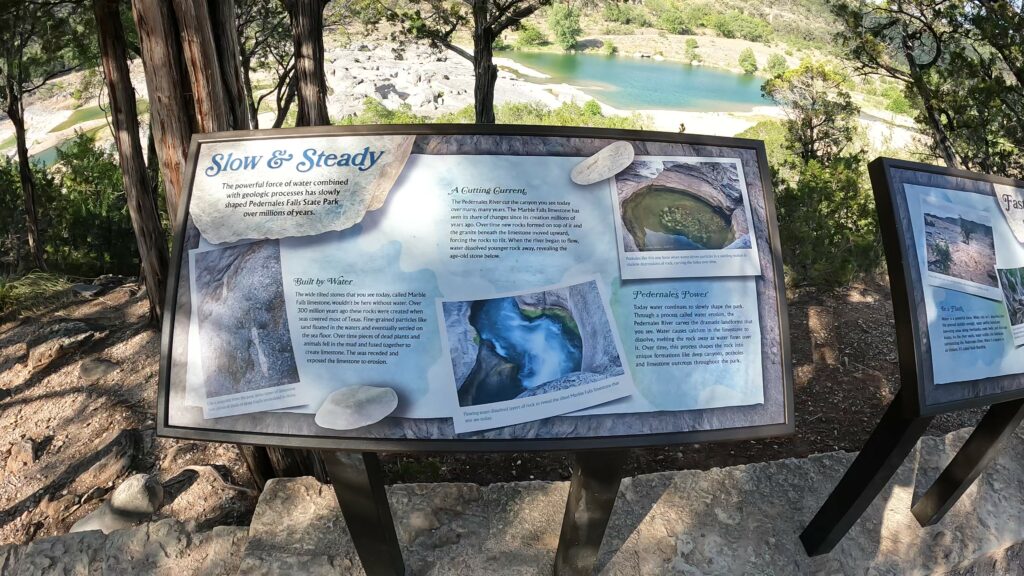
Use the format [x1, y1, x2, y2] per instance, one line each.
[69, 502, 140, 535]
[78, 358, 119, 383]
[6, 439, 35, 472]
[70, 283, 104, 298]
[110, 474, 164, 516]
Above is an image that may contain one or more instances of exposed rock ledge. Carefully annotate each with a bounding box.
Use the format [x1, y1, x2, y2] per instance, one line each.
[3, 426, 1024, 575]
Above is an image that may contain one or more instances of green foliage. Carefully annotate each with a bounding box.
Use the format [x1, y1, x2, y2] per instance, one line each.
[549, 4, 582, 51]
[47, 133, 139, 277]
[0, 272, 71, 317]
[766, 53, 788, 77]
[341, 98, 647, 130]
[763, 60, 859, 164]
[738, 48, 758, 74]
[960, 219, 975, 244]
[710, 11, 772, 42]
[777, 156, 881, 287]
[602, 40, 618, 55]
[683, 38, 701, 63]
[338, 98, 430, 125]
[603, 3, 649, 26]
[832, 0, 1024, 177]
[736, 120, 797, 169]
[932, 240, 952, 275]
[514, 23, 547, 48]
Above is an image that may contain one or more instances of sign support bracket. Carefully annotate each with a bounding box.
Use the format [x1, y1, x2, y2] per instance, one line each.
[321, 450, 405, 576]
[911, 398, 1024, 526]
[800, 388, 933, 556]
[554, 450, 628, 576]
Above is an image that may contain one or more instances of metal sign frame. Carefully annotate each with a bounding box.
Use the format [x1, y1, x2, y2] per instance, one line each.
[157, 124, 794, 453]
[870, 157, 1024, 417]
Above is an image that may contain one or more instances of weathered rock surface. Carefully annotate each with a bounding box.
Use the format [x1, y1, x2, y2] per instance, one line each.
[192, 241, 299, 399]
[109, 474, 163, 516]
[5, 426, 1024, 574]
[313, 386, 398, 431]
[566, 280, 622, 374]
[441, 301, 478, 388]
[5, 439, 34, 472]
[5, 520, 246, 575]
[27, 321, 102, 373]
[233, 426, 1024, 575]
[78, 358, 119, 384]
[70, 283, 104, 299]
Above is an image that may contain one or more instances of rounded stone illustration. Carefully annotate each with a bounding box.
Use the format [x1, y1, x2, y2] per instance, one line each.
[571, 141, 635, 185]
[314, 385, 399, 430]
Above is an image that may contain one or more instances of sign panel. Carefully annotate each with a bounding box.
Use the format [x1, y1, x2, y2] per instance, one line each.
[870, 158, 1024, 415]
[158, 126, 792, 451]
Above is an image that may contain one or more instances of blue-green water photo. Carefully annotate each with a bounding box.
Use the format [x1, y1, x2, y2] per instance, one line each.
[499, 51, 769, 111]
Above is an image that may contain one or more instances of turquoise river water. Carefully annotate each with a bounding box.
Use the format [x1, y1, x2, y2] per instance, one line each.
[499, 51, 770, 112]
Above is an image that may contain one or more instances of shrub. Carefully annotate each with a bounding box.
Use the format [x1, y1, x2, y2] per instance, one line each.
[766, 53, 788, 77]
[50, 132, 140, 276]
[776, 156, 881, 287]
[710, 11, 772, 42]
[738, 48, 758, 74]
[515, 23, 547, 48]
[683, 38, 701, 63]
[0, 271, 70, 316]
[548, 4, 582, 51]
[602, 40, 618, 55]
[603, 3, 648, 26]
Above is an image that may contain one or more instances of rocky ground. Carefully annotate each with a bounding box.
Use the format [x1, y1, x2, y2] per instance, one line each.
[0, 279, 256, 547]
[0, 276, 985, 550]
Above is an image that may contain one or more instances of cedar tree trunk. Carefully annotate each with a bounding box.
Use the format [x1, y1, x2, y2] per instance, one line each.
[132, 0, 195, 224]
[208, 0, 252, 130]
[172, 0, 232, 132]
[95, 0, 169, 325]
[471, 4, 498, 124]
[4, 87, 45, 270]
[283, 0, 329, 126]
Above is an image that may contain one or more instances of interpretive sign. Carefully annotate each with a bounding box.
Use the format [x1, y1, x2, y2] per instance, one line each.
[158, 125, 793, 451]
[802, 158, 1024, 556]
[870, 158, 1024, 414]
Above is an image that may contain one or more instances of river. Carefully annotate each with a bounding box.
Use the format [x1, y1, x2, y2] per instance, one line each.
[498, 51, 770, 112]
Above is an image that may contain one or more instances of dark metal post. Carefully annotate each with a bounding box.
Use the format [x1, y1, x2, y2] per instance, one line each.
[554, 450, 628, 576]
[321, 451, 405, 576]
[801, 389, 933, 556]
[911, 398, 1024, 527]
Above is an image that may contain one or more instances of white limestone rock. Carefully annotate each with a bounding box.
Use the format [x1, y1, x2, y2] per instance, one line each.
[571, 141, 635, 186]
[314, 386, 398, 431]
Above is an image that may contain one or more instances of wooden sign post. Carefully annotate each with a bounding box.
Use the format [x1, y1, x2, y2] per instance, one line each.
[802, 158, 1024, 556]
[158, 125, 794, 575]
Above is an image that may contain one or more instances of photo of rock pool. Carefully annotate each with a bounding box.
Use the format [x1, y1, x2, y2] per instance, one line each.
[616, 159, 751, 253]
[442, 280, 626, 408]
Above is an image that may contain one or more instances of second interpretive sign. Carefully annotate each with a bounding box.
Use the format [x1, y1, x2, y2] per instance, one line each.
[159, 126, 793, 450]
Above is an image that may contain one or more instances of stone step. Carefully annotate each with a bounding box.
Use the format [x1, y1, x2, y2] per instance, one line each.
[0, 520, 247, 576]
[237, 425, 1024, 575]
[4, 425, 1024, 575]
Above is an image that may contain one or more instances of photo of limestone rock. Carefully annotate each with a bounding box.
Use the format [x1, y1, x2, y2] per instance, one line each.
[923, 210, 997, 288]
[193, 241, 299, 399]
[443, 280, 626, 408]
[616, 159, 751, 252]
[999, 267, 1024, 326]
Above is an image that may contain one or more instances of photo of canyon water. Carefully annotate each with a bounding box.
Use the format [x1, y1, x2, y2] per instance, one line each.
[616, 159, 751, 252]
[923, 208, 997, 288]
[193, 241, 299, 400]
[442, 280, 626, 409]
